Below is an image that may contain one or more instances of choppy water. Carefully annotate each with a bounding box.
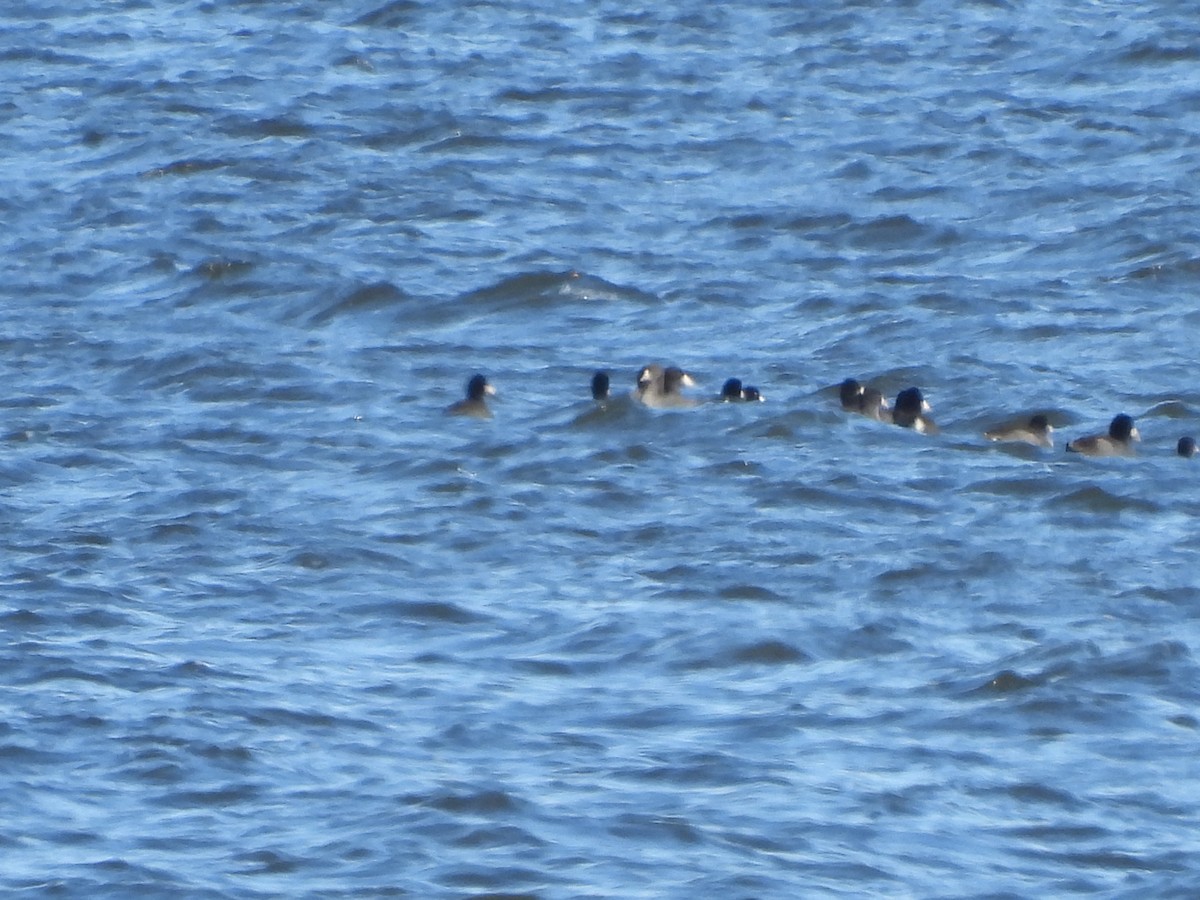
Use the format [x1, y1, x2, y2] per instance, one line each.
[5, 1, 1200, 896]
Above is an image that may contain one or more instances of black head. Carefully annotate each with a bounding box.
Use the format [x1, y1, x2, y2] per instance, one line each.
[892, 387, 926, 426]
[742, 385, 763, 402]
[465, 373, 491, 401]
[840, 378, 864, 409]
[1108, 414, 1136, 441]
[591, 370, 610, 400]
[721, 378, 743, 401]
[1029, 414, 1050, 433]
[1178, 436, 1197, 457]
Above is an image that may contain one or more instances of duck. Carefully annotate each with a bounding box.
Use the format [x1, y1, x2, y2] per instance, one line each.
[635, 364, 697, 408]
[984, 414, 1054, 449]
[840, 378, 890, 421]
[1065, 413, 1139, 456]
[446, 373, 495, 418]
[859, 387, 891, 422]
[840, 378, 865, 411]
[892, 387, 937, 434]
[720, 377, 765, 402]
[1178, 436, 1197, 458]
[591, 370, 610, 401]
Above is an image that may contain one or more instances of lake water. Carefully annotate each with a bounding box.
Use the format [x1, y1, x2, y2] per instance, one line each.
[4, 1, 1200, 896]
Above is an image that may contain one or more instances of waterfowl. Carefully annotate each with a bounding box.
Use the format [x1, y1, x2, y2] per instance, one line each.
[1065, 413, 1139, 456]
[984, 414, 1054, 449]
[840, 378, 890, 421]
[446, 373, 495, 418]
[635, 364, 697, 408]
[840, 378, 864, 411]
[721, 377, 765, 402]
[1178, 436, 1197, 457]
[859, 387, 891, 422]
[591, 370, 610, 401]
[892, 387, 937, 434]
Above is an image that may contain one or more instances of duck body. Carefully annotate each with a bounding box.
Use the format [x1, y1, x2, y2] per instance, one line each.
[446, 373, 495, 418]
[635, 364, 697, 408]
[892, 387, 937, 434]
[984, 414, 1054, 449]
[1066, 414, 1139, 456]
[840, 378, 890, 421]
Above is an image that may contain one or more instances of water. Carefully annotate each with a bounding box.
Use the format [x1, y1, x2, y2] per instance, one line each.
[4, 1, 1200, 896]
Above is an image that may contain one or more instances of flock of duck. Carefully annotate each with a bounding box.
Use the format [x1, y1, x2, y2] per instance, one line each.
[446, 366, 1198, 459]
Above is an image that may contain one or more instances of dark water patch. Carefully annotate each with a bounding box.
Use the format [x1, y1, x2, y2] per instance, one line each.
[348, 599, 486, 626]
[161, 783, 262, 809]
[1051, 485, 1160, 515]
[410, 787, 521, 817]
[0, 742, 70, 765]
[715, 583, 783, 602]
[23, 665, 117, 688]
[1126, 255, 1200, 283]
[438, 867, 546, 893]
[307, 280, 412, 326]
[726, 639, 809, 666]
[835, 622, 913, 658]
[1119, 40, 1200, 66]
[976, 669, 1039, 695]
[141, 158, 230, 178]
[450, 824, 546, 850]
[609, 813, 703, 845]
[242, 706, 358, 731]
[459, 269, 656, 311]
[70, 607, 131, 629]
[233, 848, 309, 876]
[0, 608, 47, 629]
[1002, 781, 1085, 810]
[218, 114, 314, 141]
[190, 258, 255, 280]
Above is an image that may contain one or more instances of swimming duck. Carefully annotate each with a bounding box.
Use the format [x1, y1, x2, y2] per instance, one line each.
[840, 378, 864, 411]
[635, 364, 697, 408]
[840, 378, 889, 421]
[1178, 436, 1197, 457]
[1065, 413, 1139, 456]
[859, 387, 891, 422]
[721, 377, 765, 402]
[892, 387, 937, 434]
[984, 414, 1054, 449]
[446, 373, 495, 418]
